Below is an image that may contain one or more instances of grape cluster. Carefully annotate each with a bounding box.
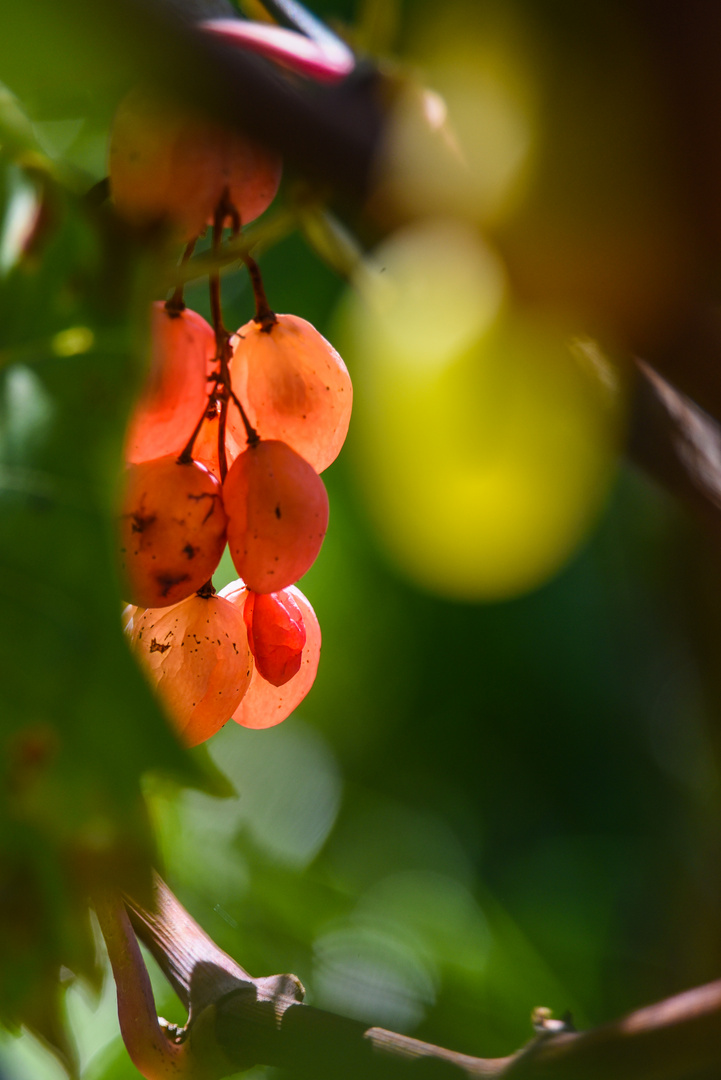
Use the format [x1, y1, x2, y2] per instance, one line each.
[111, 106, 350, 746]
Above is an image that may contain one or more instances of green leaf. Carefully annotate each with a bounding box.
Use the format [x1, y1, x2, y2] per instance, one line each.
[0, 156, 197, 1057]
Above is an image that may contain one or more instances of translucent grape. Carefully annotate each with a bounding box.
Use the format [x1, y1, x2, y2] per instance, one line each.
[224, 134, 283, 230]
[191, 397, 245, 480]
[223, 439, 329, 593]
[109, 89, 225, 241]
[220, 580, 321, 729]
[243, 589, 306, 686]
[109, 87, 282, 241]
[128, 594, 252, 746]
[119, 456, 227, 607]
[125, 303, 215, 465]
[189, 400, 222, 480]
[228, 314, 352, 473]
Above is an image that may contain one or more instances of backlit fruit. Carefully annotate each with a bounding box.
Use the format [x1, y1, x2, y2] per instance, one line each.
[125, 302, 215, 465]
[243, 588, 306, 686]
[220, 580, 321, 729]
[223, 439, 329, 593]
[228, 314, 352, 472]
[128, 594, 252, 746]
[109, 86, 282, 241]
[191, 395, 245, 481]
[187, 400, 222, 480]
[118, 456, 227, 608]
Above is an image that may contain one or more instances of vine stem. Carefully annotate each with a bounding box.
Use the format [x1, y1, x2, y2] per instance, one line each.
[112, 873, 721, 1080]
[243, 250, 277, 332]
[94, 889, 192, 1080]
[166, 237, 197, 315]
[209, 193, 260, 477]
[176, 396, 214, 466]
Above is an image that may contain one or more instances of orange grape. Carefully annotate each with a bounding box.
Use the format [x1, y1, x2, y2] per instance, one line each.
[243, 588, 306, 686]
[191, 396, 245, 480]
[118, 456, 227, 607]
[189, 399, 222, 480]
[128, 594, 252, 746]
[223, 439, 329, 593]
[220, 580, 321, 729]
[228, 314, 352, 472]
[109, 87, 282, 240]
[125, 302, 215, 465]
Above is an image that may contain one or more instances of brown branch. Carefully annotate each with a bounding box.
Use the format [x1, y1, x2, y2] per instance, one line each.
[628, 358, 721, 541]
[503, 981, 721, 1080]
[94, 889, 193, 1079]
[114, 875, 721, 1080]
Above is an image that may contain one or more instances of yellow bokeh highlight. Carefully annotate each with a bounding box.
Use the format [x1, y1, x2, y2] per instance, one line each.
[371, 8, 537, 226]
[51, 325, 94, 356]
[341, 220, 623, 601]
[358, 218, 506, 372]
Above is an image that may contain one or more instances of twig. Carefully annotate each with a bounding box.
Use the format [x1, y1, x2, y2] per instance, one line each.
[629, 358, 721, 541]
[95, 889, 192, 1079]
[116, 875, 721, 1080]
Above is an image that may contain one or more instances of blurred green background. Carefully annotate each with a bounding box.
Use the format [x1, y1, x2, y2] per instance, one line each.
[2, 0, 721, 1077]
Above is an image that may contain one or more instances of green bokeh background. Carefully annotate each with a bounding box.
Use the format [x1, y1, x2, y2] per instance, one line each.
[2, 1, 721, 1078]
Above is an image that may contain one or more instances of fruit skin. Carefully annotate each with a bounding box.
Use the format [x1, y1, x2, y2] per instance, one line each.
[118, 456, 227, 608]
[220, 580, 321, 729]
[190, 392, 245, 481]
[223, 439, 329, 594]
[228, 314, 352, 473]
[244, 588, 306, 686]
[125, 302, 215, 465]
[109, 87, 282, 241]
[128, 594, 252, 747]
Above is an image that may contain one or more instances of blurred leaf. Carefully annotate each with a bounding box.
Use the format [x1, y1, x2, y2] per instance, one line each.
[0, 147, 196, 1058]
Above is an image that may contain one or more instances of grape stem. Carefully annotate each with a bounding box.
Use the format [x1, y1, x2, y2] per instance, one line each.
[165, 238, 198, 315]
[227, 205, 276, 333]
[243, 251, 277, 333]
[176, 399, 214, 466]
[210, 200, 233, 481]
[176, 195, 262, 468]
[229, 386, 260, 448]
[213, 194, 261, 453]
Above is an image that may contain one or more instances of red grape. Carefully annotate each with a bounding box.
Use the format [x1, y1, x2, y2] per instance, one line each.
[118, 456, 227, 607]
[128, 594, 252, 746]
[109, 87, 281, 241]
[224, 134, 283, 230]
[243, 588, 306, 686]
[223, 439, 329, 593]
[228, 314, 352, 473]
[125, 302, 215, 465]
[220, 580, 321, 729]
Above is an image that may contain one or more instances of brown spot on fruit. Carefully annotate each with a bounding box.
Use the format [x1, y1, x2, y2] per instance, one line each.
[131, 512, 156, 533]
[118, 455, 228, 607]
[157, 571, 191, 597]
[149, 638, 171, 654]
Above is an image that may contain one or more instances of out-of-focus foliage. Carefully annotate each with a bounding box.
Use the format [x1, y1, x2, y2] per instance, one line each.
[0, 101, 195, 1069]
[341, 217, 623, 599]
[2, 1, 721, 1080]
